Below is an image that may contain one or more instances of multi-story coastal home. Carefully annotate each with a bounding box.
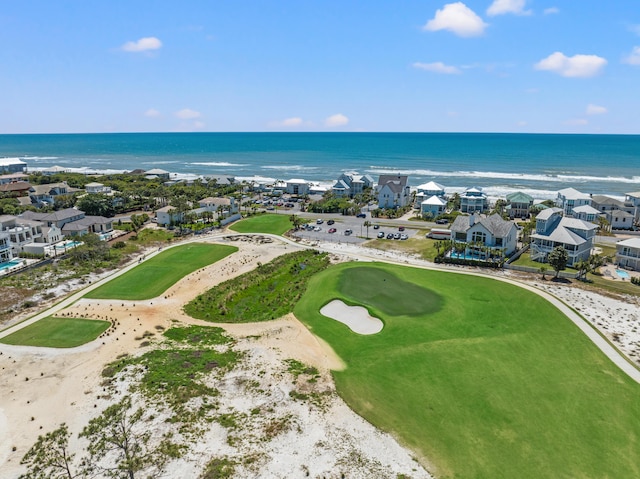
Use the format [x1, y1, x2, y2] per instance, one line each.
[331, 173, 374, 198]
[0, 233, 12, 263]
[623, 191, 640, 223]
[571, 204, 600, 223]
[530, 208, 597, 266]
[591, 194, 637, 230]
[616, 238, 640, 270]
[0, 173, 29, 184]
[85, 182, 112, 194]
[199, 197, 239, 215]
[505, 191, 534, 219]
[459, 187, 488, 214]
[377, 174, 411, 208]
[555, 187, 592, 216]
[285, 179, 311, 196]
[414, 181, 446, 207]
[450, 213, 518, 258]
[0, 158, 27, 174]
[420, 195, 447, 218]
[0, 216, 43, 256]
[28, 182, 72, 207]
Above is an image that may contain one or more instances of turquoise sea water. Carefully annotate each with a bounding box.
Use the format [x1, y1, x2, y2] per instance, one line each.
[0, 132, 638, 198]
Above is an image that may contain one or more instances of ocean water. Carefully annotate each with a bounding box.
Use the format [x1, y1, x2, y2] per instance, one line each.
[0, 132, 638, 199]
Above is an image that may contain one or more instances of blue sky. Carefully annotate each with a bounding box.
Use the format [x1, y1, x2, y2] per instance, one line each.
[1, 1, 639, 134]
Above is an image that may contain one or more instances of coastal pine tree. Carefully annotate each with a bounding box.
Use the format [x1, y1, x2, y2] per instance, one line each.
[547, 246, 569, 279]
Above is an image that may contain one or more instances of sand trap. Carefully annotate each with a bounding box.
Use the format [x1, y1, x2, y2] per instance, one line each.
[320, 299, 383, 335]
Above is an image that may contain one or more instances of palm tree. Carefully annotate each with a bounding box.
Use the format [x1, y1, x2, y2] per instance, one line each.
[363, 220, 371, 238]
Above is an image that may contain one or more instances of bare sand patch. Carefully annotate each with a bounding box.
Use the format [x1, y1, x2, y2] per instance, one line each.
[320, 299, 384, 335]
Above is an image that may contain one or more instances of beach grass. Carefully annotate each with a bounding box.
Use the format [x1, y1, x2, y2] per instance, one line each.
[85, 243, 237, 300]
[228, 214, 293, 235]
[294, 262, 640, 479]
[0, 316, 110, 348]
[184, 250, 330, 323]
[365, 236, 439, 261]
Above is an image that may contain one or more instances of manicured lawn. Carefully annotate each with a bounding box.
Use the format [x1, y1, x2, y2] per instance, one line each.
[295, 262, 640, 479]
[366, 236, 439, 261]
[229, 214, 293, 235]
[1, 316, 110, 348]
[85, 243, 237, 300]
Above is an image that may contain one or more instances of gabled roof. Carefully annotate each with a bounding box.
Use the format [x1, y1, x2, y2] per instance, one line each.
[572, 205, 600, 215]
[30, 182, 68, 195]
[560, 217, 598, 231]
[591, 195, 624, 207]
[451, 214, 514, 238]
[0, 181, 31, 192]
[506, 191, 533, 203]
[557, 187, 591, 200]
[417, 181, 445, 192]
[536, 207, 562, 221]
[610, 209, 634, 218]
[378, 174, 408, 188]
[422, 195, 447, 206]
[145, 168, 170, 175]
[532, 225, 586, 246]
[332, 180, 349, 190]
[617, 238, 640, 249]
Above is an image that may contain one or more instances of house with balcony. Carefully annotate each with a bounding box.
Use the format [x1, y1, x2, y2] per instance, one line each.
[61, 216, 113, 237]
[459, 187, 488, 214]
[28, 182, 73, 207]
[450, 213, 518, 259]
[505, 191, 534, 219]
[420, 195, 447, 219]
[0, 233, 12, 263]
[377, 174, 411, 208]
[414, 181, 446, 208]
[85, 182, 112, 194]
[199, 197, 239, 215]
[530, 208, 597, 266]
[616, 238, 640, 271]
[21, 208, 85, 229]
[590, 195, 636, 230]
[623, 191, 640, 223]
[571, 204, 600, 223]
[285, 179, 311, 196]
[331, 173, 374, 198]
[556, 187, 592, 216]
[0, 216, 43, 256]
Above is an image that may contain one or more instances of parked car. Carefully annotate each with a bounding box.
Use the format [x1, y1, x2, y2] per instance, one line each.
[327, 219, 335, 225]
[313, 226, 321, 232]
[400, 234, 408, 240]
[344, 229, 353, 236]
[373, 224, 379, 229]
[398, 226, 405, 231]
[356, 213, 366, 218]
[386, 233, 394, 239]
[436, 218, 449, 225]
[316, 219, 323, 224]
[393, 233, 401, 239]
[329, 228, 337, 233]
[377, 232, 385, 238]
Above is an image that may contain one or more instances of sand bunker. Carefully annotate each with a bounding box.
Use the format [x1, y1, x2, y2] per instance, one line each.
[320, 300, 383, 335]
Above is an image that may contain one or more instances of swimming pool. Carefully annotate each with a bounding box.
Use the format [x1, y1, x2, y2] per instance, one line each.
[0, 259, 23, 271]
[55, 241, 83, 250]
[616, 269, 630, 279]
[448, 251, 486, 261]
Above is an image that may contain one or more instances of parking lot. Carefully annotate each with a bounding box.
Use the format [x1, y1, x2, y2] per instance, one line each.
[290, 214, 422, 245]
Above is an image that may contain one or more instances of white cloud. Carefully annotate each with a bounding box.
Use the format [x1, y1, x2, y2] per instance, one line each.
[268, 117, 305, 128]
[543, 7, 559, 15]
[144, 108, 161, 118]
[564, 118, 588, 126]
[423, 2, 488, 38]
[324, 114, 349, 128]
[487, 0, 532, 17]
[175, 108, 202, 120]
[413, 61, 461, 74]
[534, 52, 607, 77]
[586, 104, 607, 115]
[121, 36, 162, 52]
[623, 46, 640, 65]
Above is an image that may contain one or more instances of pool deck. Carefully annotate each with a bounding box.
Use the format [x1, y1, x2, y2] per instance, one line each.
[601, 264, 639, 281]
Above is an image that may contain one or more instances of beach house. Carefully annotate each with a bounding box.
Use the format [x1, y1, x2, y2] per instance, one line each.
[420, 196, 447, 219]
[0, 216, 43, 256]
[623, 191, 640, 223]
[459, 187, 488, 214]
[331, 173, 374, 198]
[155, 205, 182, 226]
[0, 158, 27, 174]
[505, 192, 534, 219]
[198, 197, 239, 215]
[0, 233, 12, 263]
[556, 187, 592, 216]
[450, 213, 518, 258]
[571, 204, 600, 223]
[530, 208, 597, 266]
[285, 179, 311, 196]
[615, 238, 640, 271]
[85, 182, 112, 194]
[28, 182, 72, 207]
[377, 174, 411, 209]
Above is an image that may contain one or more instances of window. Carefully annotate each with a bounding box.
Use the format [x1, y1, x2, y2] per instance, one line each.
[472, 231, 486, 243]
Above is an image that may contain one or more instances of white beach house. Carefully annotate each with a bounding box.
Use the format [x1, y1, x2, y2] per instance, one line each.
[420, 195, 447, 218]
[616, 238, 640, 271]
[556, 187, 592, 216]
[459, 187, 488, 214]
[377, 174, 411, 209]
[450, 214, 518, 258]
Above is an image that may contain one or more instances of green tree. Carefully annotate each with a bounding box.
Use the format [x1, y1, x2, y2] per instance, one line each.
[363, 220, 371, 238]
[76, 193, 115, 217]
[20, 423, 78, 479]
[547, 246, 569, 279]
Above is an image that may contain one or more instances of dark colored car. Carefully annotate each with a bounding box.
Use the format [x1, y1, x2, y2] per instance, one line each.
[356, 213, 366, 218]
[327, 219, 335, 225]
[344, 229, 353, 235]
[436, 219, 449, 225]
[398, 226, 405, 231]
[386, 233, 394, 239]
[377, 232, 385, 238]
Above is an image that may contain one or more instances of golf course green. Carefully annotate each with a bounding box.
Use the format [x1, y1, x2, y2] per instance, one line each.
[229, 214, 293, 235]
[85, 243, 237, 300]
[0, 316, 110, 348]
[295, 262, 640, 479]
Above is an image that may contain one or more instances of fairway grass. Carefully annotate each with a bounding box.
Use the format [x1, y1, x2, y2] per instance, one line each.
[0, 316, 109, 348]
[85, 243, 237, 300]
[295, 262, 640, 479]
[228, 214, 293, 235]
